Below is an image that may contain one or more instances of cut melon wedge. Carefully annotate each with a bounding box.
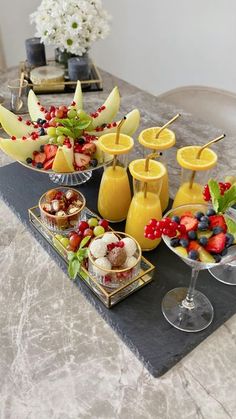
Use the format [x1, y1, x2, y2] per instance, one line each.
[93, 140, 111, 163]
[0, 105, 31, 137]
[89, 109, 140, 137]
[91, 86, 120, 128]
[72, 81, 83, 110]
[52, 146, 74, 172]
[28, 89, 47, 121]
[0, 135, 49, 161]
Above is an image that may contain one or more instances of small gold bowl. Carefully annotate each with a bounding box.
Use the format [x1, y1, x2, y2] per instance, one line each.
[39, 187, 86, 232]
[88, 232, 142, 289]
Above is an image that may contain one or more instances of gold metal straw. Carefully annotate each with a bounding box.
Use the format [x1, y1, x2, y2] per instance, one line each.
[189, 134, 226, 189]
[155, 113, 181, 139]
[143, 152, 162, 198]
[112, 117, 126, 170]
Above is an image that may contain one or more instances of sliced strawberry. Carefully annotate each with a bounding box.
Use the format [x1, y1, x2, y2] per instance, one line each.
[188, 241, 200, 252]
[180, 215, 198, 232]
[43, 157, 54, 170]
[81, 143, 96, 155]
[35, 152, 46, 164]
[74, 153, 91, 168]
[206, 232, 226, 253]
[44, 144, 58, 160]
[209, 215, 227, 233]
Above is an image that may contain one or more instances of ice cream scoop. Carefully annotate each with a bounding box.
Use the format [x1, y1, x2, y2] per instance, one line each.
[107, 247, 127, 267]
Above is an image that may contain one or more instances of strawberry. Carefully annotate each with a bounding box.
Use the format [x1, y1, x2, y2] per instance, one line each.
[43, 157, 54, 170]
[81, 143, 96, 155]
[35, 152, 46, 164]
[74, 153, 91, 168]
[188, 241, 200, 252]
[44, 144, 58, 160]
[180, 215, 198, 232]
[209, 215, 227, 233]
[206, 232, 226, 253]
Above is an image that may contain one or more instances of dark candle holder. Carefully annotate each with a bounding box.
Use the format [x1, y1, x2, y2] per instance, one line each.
[25, 37, 46, 67]
[68, 55, 91, 81]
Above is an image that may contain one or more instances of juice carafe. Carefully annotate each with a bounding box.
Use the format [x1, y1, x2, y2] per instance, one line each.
[125, 159, 165, 251]
[173, 145, 218, 208]
[139, 127, 176, 212]
[97, 132, 134, 222]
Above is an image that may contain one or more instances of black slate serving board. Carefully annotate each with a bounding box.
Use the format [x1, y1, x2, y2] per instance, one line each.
[1, 162, 236, 377]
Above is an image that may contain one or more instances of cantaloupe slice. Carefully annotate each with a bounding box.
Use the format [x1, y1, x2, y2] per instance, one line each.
[28, 89, 47, 121]
[52, 146, 74, 172]
[0, 105, 31, 137]
[91, 86, 120, 129]
[72, 80, 83, 110]
[89, 109, 140, 137]
[0, 135, 49, 162]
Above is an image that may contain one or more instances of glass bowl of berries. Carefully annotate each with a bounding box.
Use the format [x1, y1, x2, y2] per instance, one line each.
[88, 232, 141, 288]
[39, 187, 86, 232]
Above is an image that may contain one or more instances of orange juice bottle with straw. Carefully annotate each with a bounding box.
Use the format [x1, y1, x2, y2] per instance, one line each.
[139, 114, 180, 212]
[125, 156, 166, 250]
[172, 140, 221, 208]
[97, 118, 134, 222]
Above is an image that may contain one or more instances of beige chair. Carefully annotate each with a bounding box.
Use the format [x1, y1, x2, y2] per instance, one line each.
[157, 86, 236, 136]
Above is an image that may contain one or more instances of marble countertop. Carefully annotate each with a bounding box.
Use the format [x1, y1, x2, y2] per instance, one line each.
[0, 68, 236, 419]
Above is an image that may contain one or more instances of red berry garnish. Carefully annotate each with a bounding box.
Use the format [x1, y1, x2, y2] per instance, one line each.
[178, 224, 187, 234]
[224, 182, 231, 191]
[17, 116, 22, 121]
[98, 219, 109, 231]
[26, 120, 31, 126]
[149, 218, 157, 227]
[45, 112, 51, 121]
[11, 136, 16, 140]
[203, 184, 211, 201]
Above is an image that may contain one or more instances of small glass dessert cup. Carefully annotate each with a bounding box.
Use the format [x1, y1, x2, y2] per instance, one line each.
[161, 204, 236, 332]
[88, 232, 141, 289]
[39, 187, 86, 232]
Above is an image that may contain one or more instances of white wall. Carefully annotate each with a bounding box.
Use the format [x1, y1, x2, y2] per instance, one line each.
[2, 0, 236, 96]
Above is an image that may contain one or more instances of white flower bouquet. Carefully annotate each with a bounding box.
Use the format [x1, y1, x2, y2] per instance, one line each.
[31, 0, 111, 56]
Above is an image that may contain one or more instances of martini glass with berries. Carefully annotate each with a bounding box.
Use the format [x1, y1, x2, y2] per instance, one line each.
[145, 180, 236, 332]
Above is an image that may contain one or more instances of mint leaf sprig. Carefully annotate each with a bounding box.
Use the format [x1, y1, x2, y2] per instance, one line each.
[68, 235, 91, 280]
[55, 111, 92, 139]
[208, 179, 236, 213]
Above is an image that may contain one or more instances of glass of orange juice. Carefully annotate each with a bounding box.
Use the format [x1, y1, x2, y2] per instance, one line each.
[125, 159, 165, 251]
[139, 127, 176, 212]
[173, 146, 218, 208]
[97, 133, 134, 222]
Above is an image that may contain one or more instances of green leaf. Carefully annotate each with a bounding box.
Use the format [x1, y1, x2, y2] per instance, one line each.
[68, 259, 81, 280]
[80, 235, 91, 249]
[220, 184, 236, 213]
[67, 251, 76, 261]
[77, 120, 92, 130]
[56, 127, 73, 137]
[208, 179, 221, 212]
[55, 118, 74, 127]
[73, 127, 83, 138]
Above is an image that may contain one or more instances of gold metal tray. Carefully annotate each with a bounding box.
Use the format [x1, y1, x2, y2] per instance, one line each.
[19, 59, 103, 93]
[28, 205, 155, 308]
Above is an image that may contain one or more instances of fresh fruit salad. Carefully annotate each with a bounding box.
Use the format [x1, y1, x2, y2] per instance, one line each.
[0, 81, 140, 173]
[145, 179, 236, 265]
[39, 187, 85, 231]
[88, 232, 141, 288]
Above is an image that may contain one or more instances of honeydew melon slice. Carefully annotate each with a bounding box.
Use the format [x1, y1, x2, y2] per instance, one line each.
[28, 89, 47, 122]
[89, 109, 140, 137]
[91, 86, 120, 128]
[72, 81, 83, 110]
[52, 146, 74, 172]
[93, 140, 111, 163]
[0, 135, 49, 162]
[0, 105, 31, 137]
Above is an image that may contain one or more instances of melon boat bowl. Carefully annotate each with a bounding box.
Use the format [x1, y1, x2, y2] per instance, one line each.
[0, 81, 140, 176]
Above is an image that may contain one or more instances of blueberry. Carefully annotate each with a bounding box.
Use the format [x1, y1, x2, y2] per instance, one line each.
[26, 157, 32, 164]
[198, 221, 209, 231]
[226, 233, 234, 248]
[213, 254, 222, 263]
[37, 118, 42, 124]
[170, 237, 180, 247]
[188, 230, 197, 240]
[39, 128, 45, 136]
[200, 215, 209, 223]
[221, 248, 228, 257]
[78, 138, 85, 145]
[212, 226, 223, 235]
[90, 158, 98, 168]
[207, 208, 216, 216]
[40, 145, 45, 152]
[172, 215, 180, 224]
[199, 236, 208, 246]
[195, 211, 204, 221]
[41, 119, 46, 124]
[179, 238, 189, 248]
[188, 250, 199, 260]
[36, 162, 43, 169]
